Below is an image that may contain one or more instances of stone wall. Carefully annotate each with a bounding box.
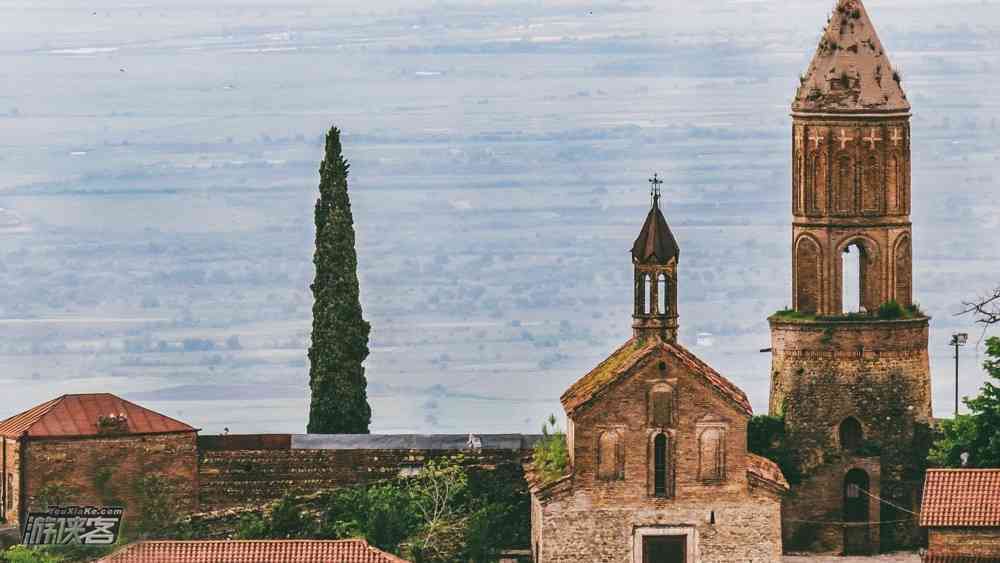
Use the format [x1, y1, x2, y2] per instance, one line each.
[198, 434, 534, 512]
[1, 437, 20, 525]
[928, 528, 1000, 557]
[770, 318, 931, 553]
[538, 491, 782, 563]
[23, 433, 199, 520]
[533, 344, 784, 562]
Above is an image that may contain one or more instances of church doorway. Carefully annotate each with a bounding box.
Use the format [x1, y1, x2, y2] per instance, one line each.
[843, 468, 872, 554]
[642, 535, 685, 563]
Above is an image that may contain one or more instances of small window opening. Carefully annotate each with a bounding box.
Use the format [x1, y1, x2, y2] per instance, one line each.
[654, 433, 668, 497]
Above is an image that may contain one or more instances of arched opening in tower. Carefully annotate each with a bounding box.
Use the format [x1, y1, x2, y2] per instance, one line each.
[644, 274, 653, 315]
[843, 468, 872, 554]
[842, 243, 864, 313]
[657, 274, 668, 315]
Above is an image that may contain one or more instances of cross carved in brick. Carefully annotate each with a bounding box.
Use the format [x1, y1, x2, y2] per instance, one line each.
[836, 128, 855, 150]
[862, 128, 882, 150]
[808, 132, 825, 149]
[890, 128, 904, 146]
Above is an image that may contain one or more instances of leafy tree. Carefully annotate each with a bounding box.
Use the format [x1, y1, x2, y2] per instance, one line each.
[747, 414, 801, 485]
[307, 126, 372, 434]
[930, 336, 1000, 467]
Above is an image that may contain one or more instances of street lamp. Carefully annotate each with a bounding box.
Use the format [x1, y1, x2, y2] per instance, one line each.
[950, 333, 969, 417]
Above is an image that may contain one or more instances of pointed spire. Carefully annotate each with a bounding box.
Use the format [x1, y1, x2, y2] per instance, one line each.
[793, 0, 909, 113]
[632, 175, 680, 264]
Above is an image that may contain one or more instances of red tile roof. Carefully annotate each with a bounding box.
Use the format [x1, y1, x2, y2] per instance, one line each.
[747, 453, 790, 492]
[920, 469, 1000, 528]
[0, 394, 196, 438]
[97, 539, 410, 563]
[560, 338, 752, 416]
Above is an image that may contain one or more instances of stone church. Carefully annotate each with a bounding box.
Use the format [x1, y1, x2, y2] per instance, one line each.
[768, 0, 932, 555]
[527, 185, 788, 563]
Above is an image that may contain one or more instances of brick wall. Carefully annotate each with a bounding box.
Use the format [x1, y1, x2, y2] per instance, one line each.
[928, 528, 1000, 557]
[198, 434, 532, 512]
[23, 432, 198, 519]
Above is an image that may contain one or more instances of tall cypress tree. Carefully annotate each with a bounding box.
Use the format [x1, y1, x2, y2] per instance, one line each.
[307, 126, 372, 434]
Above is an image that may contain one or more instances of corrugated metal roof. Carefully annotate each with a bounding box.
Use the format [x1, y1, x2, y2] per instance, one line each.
[0, 394, 196, 438]
[920, 469, 1000, 528]
[97, 540, 410, 563]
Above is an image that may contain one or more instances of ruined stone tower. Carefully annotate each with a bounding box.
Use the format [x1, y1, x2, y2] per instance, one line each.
[769, 0, 932, 554]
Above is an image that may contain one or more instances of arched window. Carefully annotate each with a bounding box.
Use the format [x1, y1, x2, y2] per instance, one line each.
[894, 236, 912, 307]
[842, 243, 863, 313]
[635, 272, 645, 317]
[839, 417, 863, 452]
[861, 155, 881, 213]
[835, 155, 855, 214]
[809, 151, 828, 214]
[653, 433, 670, 497]
[597, 430, 624, 481]
[648, 384, 674, 428]
[657, 274, 668, 316]
[698, 427, 727, 482]
[644, 274, 653, 315]
[886, 153, 900, 213]
[795, 236, 821, 314]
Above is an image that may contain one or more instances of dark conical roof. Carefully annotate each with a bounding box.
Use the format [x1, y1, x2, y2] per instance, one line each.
[793, 0, 909, 114]
[631, 199, 679, 264]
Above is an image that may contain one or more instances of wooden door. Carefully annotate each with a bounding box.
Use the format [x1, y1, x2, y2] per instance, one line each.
[642, 535, 685, 563]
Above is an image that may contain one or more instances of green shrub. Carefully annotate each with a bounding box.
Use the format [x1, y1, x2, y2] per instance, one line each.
[877, 300, 905, 319]
[531, 415, 568, 485]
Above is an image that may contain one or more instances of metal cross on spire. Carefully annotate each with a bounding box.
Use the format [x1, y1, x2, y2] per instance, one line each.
[648, 173, 663, 208]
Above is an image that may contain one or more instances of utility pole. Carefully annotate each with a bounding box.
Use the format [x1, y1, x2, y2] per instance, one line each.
[950, 333, 968, 417]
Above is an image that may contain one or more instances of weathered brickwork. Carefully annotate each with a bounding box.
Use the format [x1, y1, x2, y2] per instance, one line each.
[533, 343, 785, 562]
[928, 529, 1000, 557]
[770, 319, 931, 553]
[1, 437, 21, 525]
[198, 439, 527, 512]
[769, 319, 931, 424]
[791, 117, 912, 315]
[23, 433, 199, 518]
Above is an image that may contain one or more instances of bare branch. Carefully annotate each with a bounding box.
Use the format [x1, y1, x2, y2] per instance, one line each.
[958, 286, 1000, 326]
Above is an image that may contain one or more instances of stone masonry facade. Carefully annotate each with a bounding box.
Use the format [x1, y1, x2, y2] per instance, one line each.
[531, 343, 785, 563]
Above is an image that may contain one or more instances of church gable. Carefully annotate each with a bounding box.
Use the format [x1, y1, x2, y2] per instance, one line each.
[561, 339, 752, 419]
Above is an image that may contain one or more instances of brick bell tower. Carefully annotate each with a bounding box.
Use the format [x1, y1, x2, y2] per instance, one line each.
[632, 174, 680, 342]
[769, 0, 932, 554]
